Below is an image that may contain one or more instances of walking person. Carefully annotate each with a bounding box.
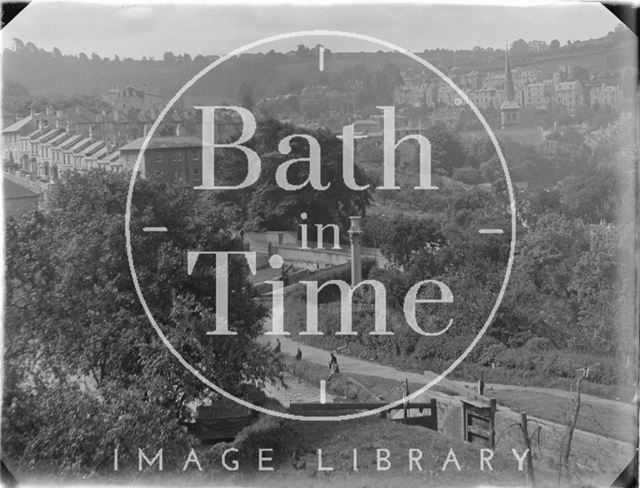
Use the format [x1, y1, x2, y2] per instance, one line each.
[274, 338, 281, 354]
[329, 352, 339, 373]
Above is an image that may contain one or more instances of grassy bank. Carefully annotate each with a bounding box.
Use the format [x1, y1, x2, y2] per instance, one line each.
[486, 388, 636, 445]
[65, 413, 568, 487]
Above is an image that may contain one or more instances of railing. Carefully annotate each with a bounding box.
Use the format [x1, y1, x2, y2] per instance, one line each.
[289, 398, 438, 430]
[3, 170, 50, 194]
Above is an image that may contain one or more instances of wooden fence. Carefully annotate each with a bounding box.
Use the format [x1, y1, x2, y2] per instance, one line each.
[289, 399, 438, 430]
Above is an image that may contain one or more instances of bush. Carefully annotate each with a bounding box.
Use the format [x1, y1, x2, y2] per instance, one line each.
[524, 337, 556, 353]
[477, 342, 508, 367]
[452, 166, 481, 185]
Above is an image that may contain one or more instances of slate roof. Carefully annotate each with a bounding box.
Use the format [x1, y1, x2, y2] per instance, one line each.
[79, 140, 106, 157]
[59, 134, 84, 150]
[2, 115, 33, 134]
[97, 151, 121, 164]
[25, 128, 45, 140]
[65, 137, 93, 154]
[36, 128, 64, 143]
[65, 106, 99, 124]
[119, 136, 202, 151]
[87, 146, 108, 160]
[43, 131, 75, 147]
[500, 100, 521, 110]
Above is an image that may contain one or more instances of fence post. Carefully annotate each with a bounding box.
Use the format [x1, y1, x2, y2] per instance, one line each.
[520, 411, 535, 487]
[489, 398, 497, 448]
[403, 378, 409, 424]
[477, 369, 485, 396]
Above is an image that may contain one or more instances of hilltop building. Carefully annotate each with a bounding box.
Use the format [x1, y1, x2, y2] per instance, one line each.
[521, 81, 555, 110]
[554, 81, 585, 114]
[590, 84, 623, 112]
[103, 84, 167, 112]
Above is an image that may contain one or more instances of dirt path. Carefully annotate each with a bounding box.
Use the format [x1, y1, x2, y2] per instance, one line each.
[260, 318, 635, 415]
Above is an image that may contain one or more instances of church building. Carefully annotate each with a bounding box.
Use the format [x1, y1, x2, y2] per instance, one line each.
[500, 46, 522, 129]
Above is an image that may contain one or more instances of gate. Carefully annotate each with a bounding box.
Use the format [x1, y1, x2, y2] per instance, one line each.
[462, 398, 497, 448]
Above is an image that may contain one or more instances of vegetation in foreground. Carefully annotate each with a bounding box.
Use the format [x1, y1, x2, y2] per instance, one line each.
[2, 172, 284, 476]
[14, 414, 564, 487]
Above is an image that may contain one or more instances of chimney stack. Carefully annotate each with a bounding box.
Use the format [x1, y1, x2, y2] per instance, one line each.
[348, 216, 363, 286]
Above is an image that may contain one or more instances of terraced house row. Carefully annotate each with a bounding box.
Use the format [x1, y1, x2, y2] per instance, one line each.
[2, 100, 244, 185]
[3, 116, 124, 183]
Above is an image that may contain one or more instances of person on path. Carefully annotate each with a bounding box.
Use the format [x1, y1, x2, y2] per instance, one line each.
[274, 339, 281, 354]
[295, 348, 302, 361]
[329, 352, 339, 373]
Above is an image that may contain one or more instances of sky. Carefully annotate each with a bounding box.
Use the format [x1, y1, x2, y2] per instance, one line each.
[1, 0, 624, 59]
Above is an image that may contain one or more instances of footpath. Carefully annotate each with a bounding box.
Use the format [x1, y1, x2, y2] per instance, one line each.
[259, 318, 634, 415]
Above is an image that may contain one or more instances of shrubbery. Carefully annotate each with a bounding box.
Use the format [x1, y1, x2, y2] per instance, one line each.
[478, 340, 630, 385]
[206, 415, 299, 472]
[284, 292, 630, 388]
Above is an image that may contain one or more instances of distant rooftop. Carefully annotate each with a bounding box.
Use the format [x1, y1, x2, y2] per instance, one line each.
[59, 134, 84, 150]
[65, 137, 93, 154]
[43, 131, 75, 147]
[2, 115, 33, 134]
[36, 128, 64, 143]
[119, 136, 202, 151]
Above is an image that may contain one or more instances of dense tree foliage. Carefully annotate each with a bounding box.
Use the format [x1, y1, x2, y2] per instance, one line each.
[3, 172, 283, 474]
[217, 118, 373, 233]
[355, 157, 634, 372]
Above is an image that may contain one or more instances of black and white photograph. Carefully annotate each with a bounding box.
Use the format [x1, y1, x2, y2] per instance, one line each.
[1, 1, 638, 486]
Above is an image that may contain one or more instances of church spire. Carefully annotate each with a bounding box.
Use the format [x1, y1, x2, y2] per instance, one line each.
[504, 43, 515, 102]
[500, 42, 521, 129]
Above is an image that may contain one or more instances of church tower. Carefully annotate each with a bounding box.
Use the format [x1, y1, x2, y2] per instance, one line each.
[500, 44, 521, 129]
